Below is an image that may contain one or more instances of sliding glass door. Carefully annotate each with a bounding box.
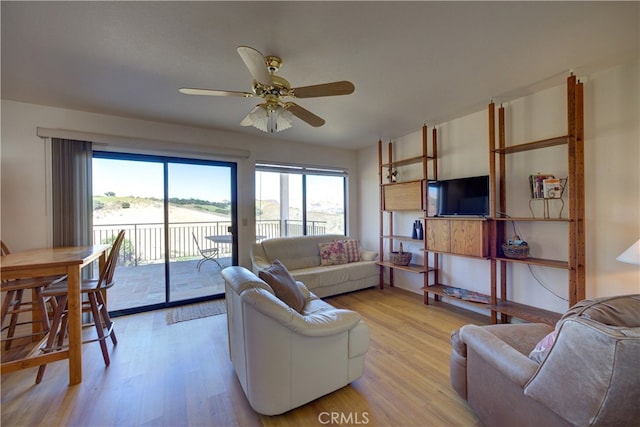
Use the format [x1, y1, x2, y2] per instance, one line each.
[167, 162, 235, 303]
[92, 152, 237, 315]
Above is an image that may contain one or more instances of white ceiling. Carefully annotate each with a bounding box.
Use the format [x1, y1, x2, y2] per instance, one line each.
[2, 1, 638, 150]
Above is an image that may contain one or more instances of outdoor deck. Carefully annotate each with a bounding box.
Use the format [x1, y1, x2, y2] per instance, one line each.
[109, 257, 232, 312]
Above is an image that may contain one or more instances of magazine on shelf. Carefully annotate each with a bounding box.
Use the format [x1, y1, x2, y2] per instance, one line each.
[441, 287, 490, 304]
[542, 178, 562, 198]
[529, 174, 555, 199]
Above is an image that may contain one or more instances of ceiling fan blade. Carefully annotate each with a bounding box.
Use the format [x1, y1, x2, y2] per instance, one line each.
[292, 81, 355, 98]
[286, 103, 325, 127]
[237, 46, 272, 86]
[179, 87, 254, 97]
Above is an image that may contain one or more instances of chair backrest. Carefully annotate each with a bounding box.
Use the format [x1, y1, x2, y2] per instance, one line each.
[1, 241, 10, 256]
[97, 230, 126, 289]
[192, 232, 204, 253]
[525, 294, 640, 426]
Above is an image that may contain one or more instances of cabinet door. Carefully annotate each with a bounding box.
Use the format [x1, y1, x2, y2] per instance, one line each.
[383, 181, 423, 211]
[426, 219, 450, 252]
[451, 220, 488, 257]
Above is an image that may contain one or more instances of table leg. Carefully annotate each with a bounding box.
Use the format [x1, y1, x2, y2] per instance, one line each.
[66, 264, 82, 385]
[31, 288, 44, 341]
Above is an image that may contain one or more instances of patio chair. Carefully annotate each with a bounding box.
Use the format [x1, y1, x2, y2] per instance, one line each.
[0, 241, 65, 350]
[192, 232, 222, 270]
[35, 230, 126, 383]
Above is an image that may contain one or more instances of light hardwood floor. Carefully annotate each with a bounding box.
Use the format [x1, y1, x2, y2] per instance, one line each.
[1, 287, 489, 427]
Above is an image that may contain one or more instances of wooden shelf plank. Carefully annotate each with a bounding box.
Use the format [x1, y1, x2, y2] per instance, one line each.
[489, 300, 562, 326]
[422, 284, 561, 326]
[492, 216, 570, 222]
[422, 284, 492, 309]
[422, 249, 489, 260]
[377, 261, 431, 274]
[493, 135, 569, 154]
[381, 235, 424, 243]
[496, 256, 569, 269]
[381, 179, 423, 187]
[381, 155, 434, 168]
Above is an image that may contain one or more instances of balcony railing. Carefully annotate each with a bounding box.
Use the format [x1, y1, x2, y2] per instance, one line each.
[94, 220, 326, 265]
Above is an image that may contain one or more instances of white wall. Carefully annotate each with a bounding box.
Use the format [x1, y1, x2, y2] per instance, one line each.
[0, 101, 360, 268]
[358, 60, 640, 314]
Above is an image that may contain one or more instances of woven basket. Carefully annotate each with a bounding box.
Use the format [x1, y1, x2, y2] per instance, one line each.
[501, 243, 530, 259]
[390, 251, 412, 266]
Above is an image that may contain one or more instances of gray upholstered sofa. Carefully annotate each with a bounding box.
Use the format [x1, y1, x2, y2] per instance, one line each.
[450, 294, 640, 427]
[250, 235, 378, 297]
[222, 266, 370, 415]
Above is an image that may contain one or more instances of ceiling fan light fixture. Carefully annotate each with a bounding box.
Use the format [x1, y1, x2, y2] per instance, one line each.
[272, 105, 294, 132]
[240, 105, 269, 131]
[240, 104, 293, 133]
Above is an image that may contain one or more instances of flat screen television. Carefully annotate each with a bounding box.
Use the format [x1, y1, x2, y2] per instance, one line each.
[427, 175, 490, 217]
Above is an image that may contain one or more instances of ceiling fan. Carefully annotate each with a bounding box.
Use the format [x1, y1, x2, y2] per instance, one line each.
[179, 46, 355, 133]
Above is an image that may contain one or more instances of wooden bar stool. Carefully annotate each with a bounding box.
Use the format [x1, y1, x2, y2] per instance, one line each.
[36, 230, 126, 383]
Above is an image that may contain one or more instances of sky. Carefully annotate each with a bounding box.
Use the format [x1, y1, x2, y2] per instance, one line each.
[93, 158, 232, 202]
[93, 158, 344, 205]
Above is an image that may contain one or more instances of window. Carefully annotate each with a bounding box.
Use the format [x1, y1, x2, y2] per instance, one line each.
[255, 163, 347, 238]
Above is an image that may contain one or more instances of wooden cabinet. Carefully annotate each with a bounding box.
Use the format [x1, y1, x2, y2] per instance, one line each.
[377, 125, 437, 288]
[382, 180, 424, 211]
[425, 218, 488, 257]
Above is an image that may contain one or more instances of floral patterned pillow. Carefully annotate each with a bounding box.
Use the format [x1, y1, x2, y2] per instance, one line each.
[528, 329, 558, 363]
[319, 241, 348, 266]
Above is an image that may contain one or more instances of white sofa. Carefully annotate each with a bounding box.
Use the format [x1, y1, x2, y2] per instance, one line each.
[250, 235, 379, 297]
[222, 266, 370, 415]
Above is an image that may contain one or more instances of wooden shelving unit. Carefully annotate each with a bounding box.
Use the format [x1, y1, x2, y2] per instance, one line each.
[488, 74, 585, 324]
[377, 125, 437, 289]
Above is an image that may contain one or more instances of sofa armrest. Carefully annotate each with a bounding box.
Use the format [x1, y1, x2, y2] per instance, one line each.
[241, 287, 363, 337]
[459, 324, 539, 388]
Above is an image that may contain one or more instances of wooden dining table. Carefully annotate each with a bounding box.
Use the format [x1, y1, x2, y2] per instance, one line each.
[0, 244, 109, 385]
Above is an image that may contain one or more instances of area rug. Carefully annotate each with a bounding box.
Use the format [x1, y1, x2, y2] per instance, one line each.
[166, 299, 227, 324]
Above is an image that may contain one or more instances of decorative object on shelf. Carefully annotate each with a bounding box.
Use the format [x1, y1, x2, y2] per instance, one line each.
[411, 221, 418, 239]
[416, 220, 424, 240]
[528, 176, 567, 218]
[386, 168, 398, 183]
[390, 242, 412, 266]
[616, 239, 640, 265]
[502, 235, 530, 259]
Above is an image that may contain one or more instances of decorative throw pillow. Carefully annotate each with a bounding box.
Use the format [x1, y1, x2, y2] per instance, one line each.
[258, 259, 305, 313]
[343, 239, 360, 263]
[319, 241, 348, 266]
[528, 329, 558, 363]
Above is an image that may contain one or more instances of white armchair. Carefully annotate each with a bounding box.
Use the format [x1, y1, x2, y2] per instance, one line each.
[221, 266, 370, 416]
